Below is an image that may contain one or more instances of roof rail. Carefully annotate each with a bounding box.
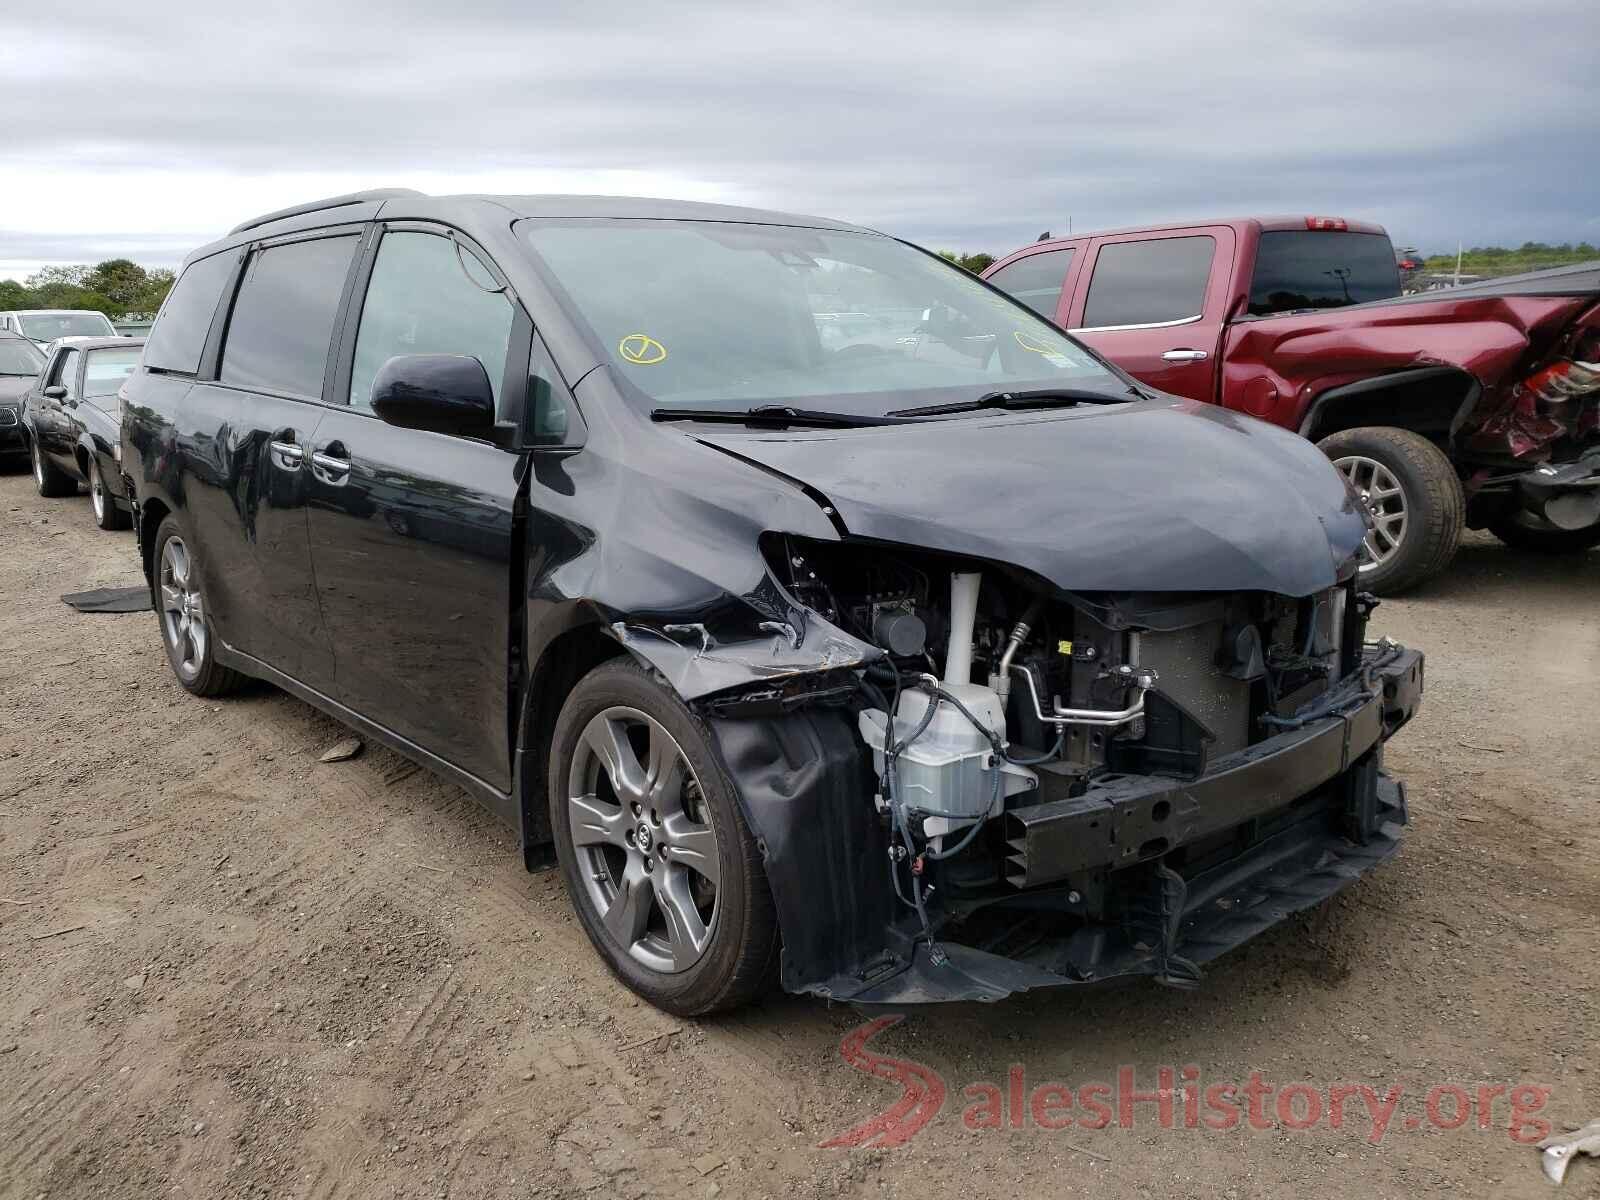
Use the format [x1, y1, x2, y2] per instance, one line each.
[228, 188, 426, 236]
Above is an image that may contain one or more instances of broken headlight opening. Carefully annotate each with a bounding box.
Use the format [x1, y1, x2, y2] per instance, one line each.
[710, 535, 1423, 1005]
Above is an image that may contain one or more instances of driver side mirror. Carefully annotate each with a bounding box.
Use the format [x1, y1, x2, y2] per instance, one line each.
[370, 354, 496, 438]
[42, 385, 66, 400]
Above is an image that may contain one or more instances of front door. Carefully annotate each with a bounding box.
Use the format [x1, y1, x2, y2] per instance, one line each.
[305, 226, 523, 790]
[180, 229, 363, 687]
[1067, 228, 1234, 402]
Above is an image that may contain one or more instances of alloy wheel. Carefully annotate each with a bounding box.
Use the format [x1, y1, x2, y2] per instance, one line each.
[1334, 454, 1408, 573]
[32, 442, 44, 490]
[91, 464, 106, 521]
[159, 535, 208, 681]
[567, 706, 720, 975]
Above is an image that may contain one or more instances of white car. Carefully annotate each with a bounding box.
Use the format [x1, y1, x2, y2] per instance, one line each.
[0, 309, 119, 348]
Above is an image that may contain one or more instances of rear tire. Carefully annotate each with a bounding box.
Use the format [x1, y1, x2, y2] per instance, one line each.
[1487, 513, 1600, 555]
[31, 437, 76, 498]
[152, 515, 245, 697]
[91, 458, 130, 531]
[1319, 426, 1464, 594]
[549, 658, 778, 1016]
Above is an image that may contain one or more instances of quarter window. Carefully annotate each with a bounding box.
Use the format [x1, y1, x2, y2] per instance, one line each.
[987, 248, 1074, 319]
[221, 235, 360, 399]
[59, 350, 83, 399]
[1081, 236, 1215, 328]
[143, 249, 238, 374]
[348, 231, 515, 413]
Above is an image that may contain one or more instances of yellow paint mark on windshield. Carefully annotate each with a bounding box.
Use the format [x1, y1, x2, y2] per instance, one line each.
[619, 333, 668, 365]
[1013, 330, 1056, 356]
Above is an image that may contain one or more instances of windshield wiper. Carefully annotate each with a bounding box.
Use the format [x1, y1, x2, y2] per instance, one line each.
[651, 404, 914, 429]
[888, 386, 1141, 418]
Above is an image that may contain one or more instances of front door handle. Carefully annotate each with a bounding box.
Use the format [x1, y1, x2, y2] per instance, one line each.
[1161, 348, 1209, 363]
[268, 439, 304, 469]
[310, 443, 351, 485]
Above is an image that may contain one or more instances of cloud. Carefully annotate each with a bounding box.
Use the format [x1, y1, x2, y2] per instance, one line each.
[1, 0, 1595, 277]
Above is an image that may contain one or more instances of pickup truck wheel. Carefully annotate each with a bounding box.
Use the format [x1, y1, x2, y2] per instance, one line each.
[90, 459, 129, 530]
[31, 437, 76, 498]
[153, 516, 245, 697]
[1320, 426, 1463, 594]
[1486, 512, 1600, 555]
[549, 659, 778, 1016]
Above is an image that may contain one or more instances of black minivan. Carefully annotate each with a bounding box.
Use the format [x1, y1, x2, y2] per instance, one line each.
[122, 189, 1423, 1015]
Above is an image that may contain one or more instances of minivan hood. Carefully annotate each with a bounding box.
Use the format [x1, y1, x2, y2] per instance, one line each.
[689, 398, 1367, 597]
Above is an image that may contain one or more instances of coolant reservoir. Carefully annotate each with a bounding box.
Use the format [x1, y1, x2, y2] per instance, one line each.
[859, 683, 1036, 819]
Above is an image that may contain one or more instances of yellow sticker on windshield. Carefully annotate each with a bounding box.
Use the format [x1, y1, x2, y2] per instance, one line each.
[619, 333, 668, 365]
[1013, 330, 1055, 355]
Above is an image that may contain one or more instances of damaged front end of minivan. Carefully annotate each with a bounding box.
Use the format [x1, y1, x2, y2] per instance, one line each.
[606, 512, 1423, 1006]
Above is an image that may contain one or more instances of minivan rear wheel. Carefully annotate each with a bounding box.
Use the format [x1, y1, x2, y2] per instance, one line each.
[549, 659, 777, 1015]
[153, 515, 244, 697]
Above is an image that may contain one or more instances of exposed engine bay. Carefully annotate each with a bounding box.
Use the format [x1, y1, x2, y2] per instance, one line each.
[704, 534, 1424, 1004]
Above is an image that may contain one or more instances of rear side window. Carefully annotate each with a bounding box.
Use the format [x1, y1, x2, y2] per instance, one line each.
[347, 231, 514, 413]
[987, 248, 1074, 319]
[1248, 231, 1401, 316]
[1082, 236, 1215, 328]
[221, 235, 360, 399]
[143, 250, 237, 374]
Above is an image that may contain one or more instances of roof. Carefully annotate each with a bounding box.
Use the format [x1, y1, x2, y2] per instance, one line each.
[0, 308, 120, 318]
[43, 336, 144, 351]
[1024, 215, 1389, 250]
[223, 187, 878, 245]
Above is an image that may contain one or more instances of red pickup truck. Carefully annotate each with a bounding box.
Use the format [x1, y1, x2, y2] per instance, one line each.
[982, 218, 1600, 592]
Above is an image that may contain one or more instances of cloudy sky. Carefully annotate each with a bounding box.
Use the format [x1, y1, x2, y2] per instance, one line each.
[2, 0, 1596, 280]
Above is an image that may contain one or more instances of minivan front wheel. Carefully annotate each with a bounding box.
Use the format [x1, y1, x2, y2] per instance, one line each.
[549, 659, 777, 1015]
[153, 516, 244, 697]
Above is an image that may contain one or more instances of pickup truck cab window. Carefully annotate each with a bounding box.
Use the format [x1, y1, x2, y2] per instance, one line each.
[220, 234, 360, 400]
[1247, 230, 1401, 315]
[348, 230, 515, 413]
[985, 247, 1074, 318]
[1080, 235, 1215, 329]
[144, 250, 239, 375]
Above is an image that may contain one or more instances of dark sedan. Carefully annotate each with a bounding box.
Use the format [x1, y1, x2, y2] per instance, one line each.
[23, 336, 142, 529]
[0, 331, 45, 465]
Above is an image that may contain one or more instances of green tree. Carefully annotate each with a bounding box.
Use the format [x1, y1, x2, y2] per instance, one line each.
[83, 259, 151, 310]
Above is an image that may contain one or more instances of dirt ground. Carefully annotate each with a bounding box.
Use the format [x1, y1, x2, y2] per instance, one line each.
[1, 464, 1596, 1200]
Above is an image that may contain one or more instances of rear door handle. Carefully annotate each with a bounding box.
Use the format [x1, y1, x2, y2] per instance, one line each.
[1161, 348, 1209, 362]
[310, 443, 350, 485]
[268, 440, 304, 469]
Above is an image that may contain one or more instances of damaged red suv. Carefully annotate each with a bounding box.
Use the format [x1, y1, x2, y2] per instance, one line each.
[122, 192, 1423, 1013]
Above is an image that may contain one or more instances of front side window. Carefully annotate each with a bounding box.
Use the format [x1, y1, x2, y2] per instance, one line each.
[1081, 236, 1216, 328]
[144, 250, 238, 374]
[520, 220, 1123, 416]
[986, 248, 1074, 319]
[221, 235, 360, 399]
[83, 347, 141, 405]
[0, 339, 43, 376]
[19, 312, 115, 342]
[348, 231, 515, 413]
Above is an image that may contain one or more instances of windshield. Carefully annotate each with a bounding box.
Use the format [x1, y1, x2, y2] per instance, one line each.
[83, 346, 141, 400]
[19, 312, 116, 341]
[1247, 231, 1401, 316]
[520, 219, 1127, 414]
[0, 340, 44, 376]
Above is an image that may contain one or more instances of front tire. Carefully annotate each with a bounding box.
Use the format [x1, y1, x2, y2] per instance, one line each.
[549, 659, 777, 1015]
[1319, 426, 1464, 594]
[90, 458, 130, 530]
[31, 437, 75, 498]
[152, 515, 244, 697]
[1487, 512, 1600, 555]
